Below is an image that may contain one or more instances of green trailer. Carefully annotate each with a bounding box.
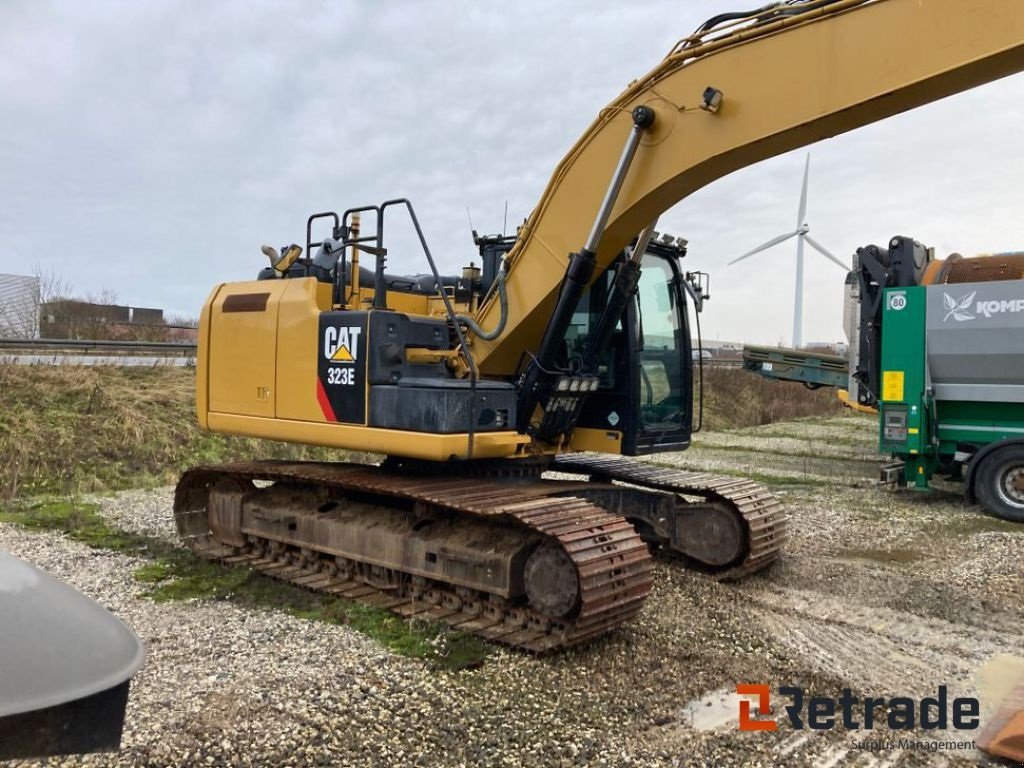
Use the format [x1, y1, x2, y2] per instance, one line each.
[847, 236, 1024, 522]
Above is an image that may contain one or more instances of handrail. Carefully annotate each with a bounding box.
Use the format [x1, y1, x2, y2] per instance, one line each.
[380, 198, 480, 459]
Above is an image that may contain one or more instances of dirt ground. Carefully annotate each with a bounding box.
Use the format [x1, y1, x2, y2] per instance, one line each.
[646, 413, 1024, 766]
[3, 412, 1023, 767]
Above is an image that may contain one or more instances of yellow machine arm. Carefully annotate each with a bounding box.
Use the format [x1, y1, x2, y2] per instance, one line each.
[472, 0, 1024, 376]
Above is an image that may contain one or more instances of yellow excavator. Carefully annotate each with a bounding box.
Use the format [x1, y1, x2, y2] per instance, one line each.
[175, 0, 1024, 654]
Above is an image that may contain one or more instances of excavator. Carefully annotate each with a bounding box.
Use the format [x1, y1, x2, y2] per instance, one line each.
[174, 0, 1024, 654]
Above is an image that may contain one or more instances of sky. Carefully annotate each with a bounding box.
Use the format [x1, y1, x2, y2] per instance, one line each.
[3, 1, 1024, 345]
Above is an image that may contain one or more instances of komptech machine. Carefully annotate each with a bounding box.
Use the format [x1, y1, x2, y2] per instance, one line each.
[851, 240, 1024, 522]
[746, 237, 1024, 524]
[175, 0, 1024, 652]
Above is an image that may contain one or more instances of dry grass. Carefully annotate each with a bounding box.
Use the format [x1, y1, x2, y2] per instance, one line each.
[697, 366, 843, 431]
[0, 364, 342, 498]
[0, 363, 843, 498]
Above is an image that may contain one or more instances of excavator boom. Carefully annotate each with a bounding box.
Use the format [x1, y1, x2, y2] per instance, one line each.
[473, 0, 1024, 376]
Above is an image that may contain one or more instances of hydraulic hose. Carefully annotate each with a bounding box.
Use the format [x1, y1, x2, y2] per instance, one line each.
[692, 0, 846, 38]
[457, 267, 508, 341]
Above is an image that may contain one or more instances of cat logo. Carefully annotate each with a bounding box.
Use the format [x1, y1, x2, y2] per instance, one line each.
[323, 326, 361, 364]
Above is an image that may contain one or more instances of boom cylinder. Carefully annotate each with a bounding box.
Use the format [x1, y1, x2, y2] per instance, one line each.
[584, 107, 655, 254]
[516, 107, 655, 434]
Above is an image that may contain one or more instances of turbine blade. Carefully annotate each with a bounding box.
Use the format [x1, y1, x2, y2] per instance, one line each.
[797, 153, 810, 227]
[804, 233, 848, 270]
[728, 230, 799, 265]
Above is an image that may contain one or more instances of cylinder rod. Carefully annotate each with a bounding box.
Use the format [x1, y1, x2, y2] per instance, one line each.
[584, 106, 656, 254]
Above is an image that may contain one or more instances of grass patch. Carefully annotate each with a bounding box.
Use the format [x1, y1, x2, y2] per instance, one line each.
[0, 364, 365, 499]
[0, 498, 147, 552]
[696, 441, 878, 465]
[0, 497, 489, 670]
[132, 560, 175, 583]
[697, 367, 844, 431]
[736, 428, 876, 447]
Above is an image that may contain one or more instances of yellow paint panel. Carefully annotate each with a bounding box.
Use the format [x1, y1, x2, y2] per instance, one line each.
[569, 427, 622, 453]
[907, 427, 919, 435]
[207, 282, 283, 418]
[207, 413, 530, 461]
[882, 371, 905, 402]
[275, 278, 334, 423]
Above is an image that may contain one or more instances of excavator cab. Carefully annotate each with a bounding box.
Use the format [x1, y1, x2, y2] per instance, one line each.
[571, 239, 695, 455]
[476, 230, 697, 456]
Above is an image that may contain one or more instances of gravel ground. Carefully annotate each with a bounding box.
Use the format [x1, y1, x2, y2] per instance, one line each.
[4, 413, 1023, 767]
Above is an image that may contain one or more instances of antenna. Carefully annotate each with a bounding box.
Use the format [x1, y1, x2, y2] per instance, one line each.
[466, 206, 478, 245]
[503, 201, 509, 238]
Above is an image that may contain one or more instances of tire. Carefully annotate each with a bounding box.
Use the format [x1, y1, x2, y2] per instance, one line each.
[973, 445, 1024, 523]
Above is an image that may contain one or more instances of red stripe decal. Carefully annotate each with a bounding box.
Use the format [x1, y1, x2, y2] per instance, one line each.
[316, 378, 337, 422]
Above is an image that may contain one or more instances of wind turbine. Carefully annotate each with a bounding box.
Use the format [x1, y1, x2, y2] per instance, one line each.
[729, 154, 847, 348]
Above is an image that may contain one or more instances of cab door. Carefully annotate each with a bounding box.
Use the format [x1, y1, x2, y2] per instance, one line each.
[571, 250, 692, 455]
[628, 252, 693, 454]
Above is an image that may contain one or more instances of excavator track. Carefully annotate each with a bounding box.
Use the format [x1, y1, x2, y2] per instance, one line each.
[174, 461, 655, 653]
[173, 456, 785, 651]
[550, 454, 787, 579]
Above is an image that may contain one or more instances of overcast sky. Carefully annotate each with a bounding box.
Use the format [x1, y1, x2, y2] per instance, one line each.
[3, 1, 1024, 344]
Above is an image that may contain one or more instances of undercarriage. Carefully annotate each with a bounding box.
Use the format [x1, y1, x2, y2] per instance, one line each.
[173, 456, 786, 651]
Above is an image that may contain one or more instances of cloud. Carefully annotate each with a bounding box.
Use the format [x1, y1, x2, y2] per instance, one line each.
[1, 1, 1023, 347]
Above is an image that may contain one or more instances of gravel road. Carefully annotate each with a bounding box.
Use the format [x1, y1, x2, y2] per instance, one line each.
[3, 414, 1022, 767]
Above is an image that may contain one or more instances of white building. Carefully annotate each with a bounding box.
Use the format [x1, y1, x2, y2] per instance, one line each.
[0, 274, 41, 338]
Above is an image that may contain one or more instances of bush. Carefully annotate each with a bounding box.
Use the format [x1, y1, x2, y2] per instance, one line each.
[697, 366, 843, 431]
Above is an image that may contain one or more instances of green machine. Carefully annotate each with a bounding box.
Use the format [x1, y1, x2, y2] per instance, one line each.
[852, 236, 1024, 523]
[745, 234, 1024, 522]
[877, 277, 1024, 521]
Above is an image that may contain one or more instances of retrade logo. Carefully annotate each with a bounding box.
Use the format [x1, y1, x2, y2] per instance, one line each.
[737, 684, 777, 731]
[736, 685, 979, 732]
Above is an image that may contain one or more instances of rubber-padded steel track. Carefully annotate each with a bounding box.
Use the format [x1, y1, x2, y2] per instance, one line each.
[174, 461, 655, 652]
[550, 454, 787, 579]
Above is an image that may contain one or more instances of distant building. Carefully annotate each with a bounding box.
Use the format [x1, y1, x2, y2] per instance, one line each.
[0, 274, 41, 338]
[39, 300, 165, 340]
[693, 339, 744, 358]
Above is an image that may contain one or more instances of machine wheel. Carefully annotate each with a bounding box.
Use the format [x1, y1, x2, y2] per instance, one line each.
[973, 445, 1024, 523]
